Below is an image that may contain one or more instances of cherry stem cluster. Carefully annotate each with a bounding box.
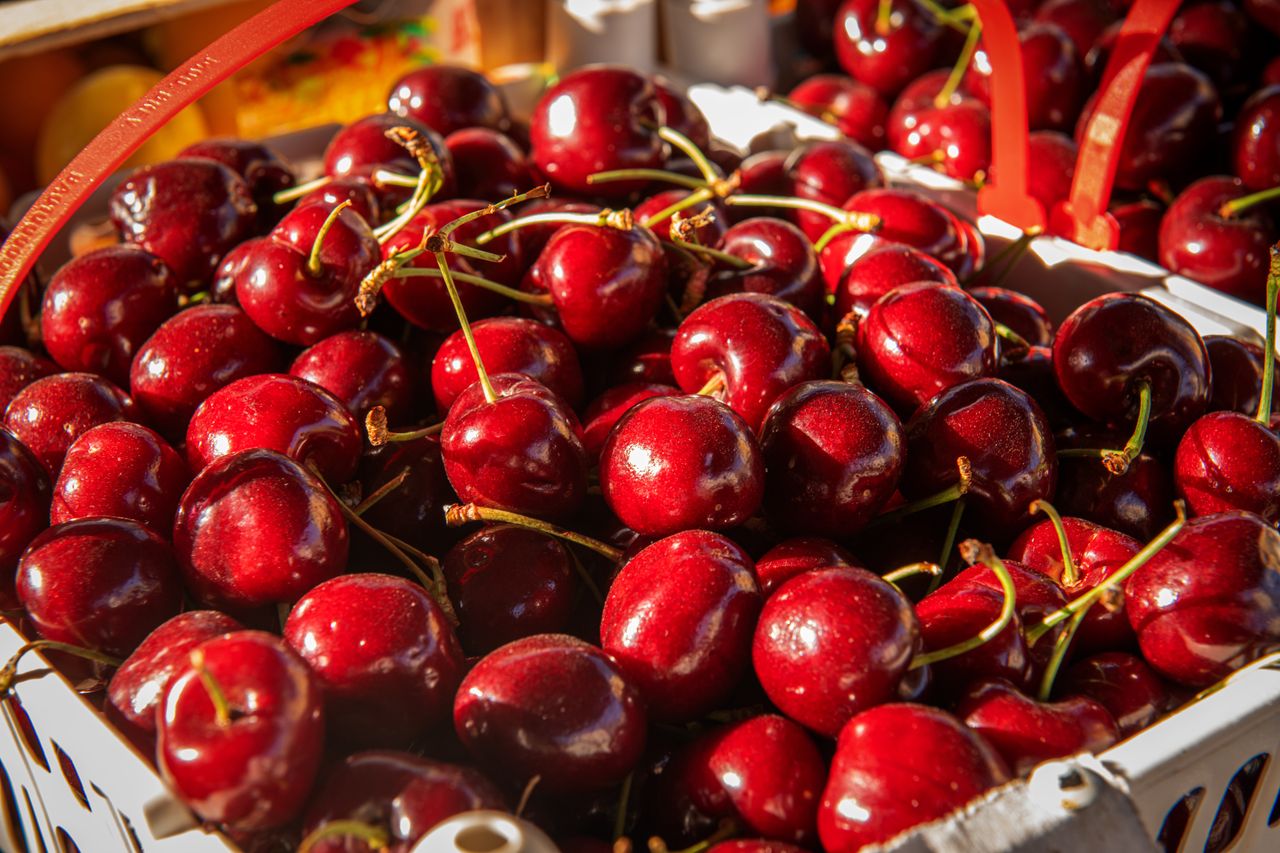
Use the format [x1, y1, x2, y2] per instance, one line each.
[445, 503, 623, 565]
[297, 820, 389, 853]
[475, 207, 634, 245]
[0, 640, 122, 695]
[910, 541, 1017, 670]
[1030, 499, 1079, 587]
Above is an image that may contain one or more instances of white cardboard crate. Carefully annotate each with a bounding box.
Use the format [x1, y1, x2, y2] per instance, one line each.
[1, 82, 1278, 853]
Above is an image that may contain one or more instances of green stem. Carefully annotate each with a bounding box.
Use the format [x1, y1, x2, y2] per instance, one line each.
[672, 239, 754, 270]
[0, 640, 122, 694]
[588, 168, 707, 191]
[353, 468, 410, 516]
[364, 405, 443, 447]
[916, 0, 975, 33]
[1114, 380, 1153, 474]
[614, 772, 634, 841]
[910, 540, 1016, 670]
[435, 184, 550, 244]
[1220, 184, 1280, 219]
[390, 266, 554, 306]
[189, 648, 232, 727]
[875, 0, 893, 35]
[272, 174, 331, 205]
[297, 820, 389, 853]
[369, 169, 421, 189]
[307, 200, 353, 277]
[725, 194, 880, 233]
[934, 21, 982, 109]
[963, 228, 1040, 287]
[657, 126, 718, 185]
[436, 254, 496, 404]
[1256, 245, 1279, 424]
[882, 561, 943, 586]
[444, 503, 623, 563]
[1037, 607, 1088, 702]
[474, 208, 634, 245]
[936, 497, 966, 592]
[867, 457, 972, 528]
[640, 187, 715, 230]
[994, 322, 1031, 353]
[1030, 500, 1078, 587]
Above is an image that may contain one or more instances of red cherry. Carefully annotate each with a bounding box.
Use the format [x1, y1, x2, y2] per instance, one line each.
[1055, 439, 1176, 542]
[0, 430, 51, 608]
[708, 217, 825, 318]
[754, 537, 861, 597]
[445, 127, 534, 200]
[295, 175, 382, 226]
[582, 382, 680, 459]
[788, 73, 889, 150]
[828, 238, 959, 316]
[290, 330, 414, 423]
[3, 372, 137, 475]
[1082, 21, 1182, 86]
[731, 152, 794, 223]
[839, 188, 977, 277]
[0, 346, 56, 413]
[387, 65, 509, 135]
[179, 138, 296, 230]
[635, 189, 726, 246]
[1234, 85, 1280, 191]
[51, 422, 188, 532]
[432, 317, 584, 414]
[834, 0, 941, 97]
[1168, 0, 1248, 92]
[892, 99, 993, 182]
[915, 581, 1032, 692]
[1057, 651, 1171, 738]
[1205, 334, 1279, 416]
[971, 286, 1054, 348]
[323, 112, 455, 198]
[653, 75, 712, 152]
[965, 23, 1084, 132]
[786, 139, 883, 242]
[1034, 0, 1117, 60]
[1175, 411, 1280, 522]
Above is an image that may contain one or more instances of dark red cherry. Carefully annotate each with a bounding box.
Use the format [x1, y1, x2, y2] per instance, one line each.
[970, 286, 1054, 348]
[209, 236, 258, 304]
[40, 245, 177, 385]
[760, 381, 904, 537]
[105, 610, 243, 752]
[129, 304, 282, 440]
[444, 127, 533, 200]
[1168, 0, 1248, 92]
[1057, 651, 1171, 738]
[1111, 197, 1165, 262]
[671, 292, 830, 431]
[828, 239, 959, 317]
[608, 326, 677, 387]
[707, 217, 825, 318]
[818, 703, 1010, 852]
[323, 112, 455, 198]
[635, 189, 726, 246]
[110, 158, 257, 290]
[1055, 442, 1176, 542]
[290, 330, 413, 423]
[788, 74, 888, 150]
[785, 139, 883, 242]
[52, 422, 188, 532]
[1034, 0, 1117, 60]
[1125, 512, 1280, 687]
[359, 435, 457, 558]
[582, 382, 680, 459]
[891, 99, 993, 182]
[0, 430, 50, 608]
[173, 449, 349, 610]
[296, 175, 382, 226]
[956, 677, 1119, 776]
[0, 346, 56, 413]
[915, 580, 1031, 692]
[600, 395, 764, 537]
[731, 151, 794, 223]
[965, 23, 1083, 133]
[754, 537, 861, 597]
[1175, 411, 1280, 523]
[838, 188, 976, 278]
[179, 138, 296, 229]
[1204, 335, 1278, 415]
[834, 0, 941, 97]
[454, 634, 647, 793]
[652, 76, 711, 152]
[1017, 130, 1079, 214]
[3, 372, 137, 475]
[157, 630, 324, 832]
[1233, 86, 1280, 192]
[17, 517, 182, 656]
[754, 567, 919, 737]
[529, 66, 665, 197]
[998, 346, 1076, 428]
[432, 317, 584, 414]
[601, 530, 761, 722]
[284, 573, 465, 749]
[1082, 21, 1181, 86]
[856, 282, 997, 413]
[442, 373, 588, 521]
[186, 373, 361, 484]
[443, 525, 577, 655]
[387, 65, 509, 135]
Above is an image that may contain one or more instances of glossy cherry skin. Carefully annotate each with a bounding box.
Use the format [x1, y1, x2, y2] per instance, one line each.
[788, 74, 888, 150]
[671, 292, 830, 432]
[296, 175, 382, 226]
[819, 703, 1010, 852]
[1056, 445, 1176, 542]
[432, 317, 584, 414]
[51, 422, 188, 532]
[753, 567, 919, 737]
[529, 66, 665, 197]
[454, 634, 647, 793]
[442, 373, 587, 521]
[443, 525, 577, 655]
[915, 581, 1032, 693]
[17, 517, 183, 657]
[653, 76, 711, 152]
[1233, 85, 1280, 191]
[971, 286, 1054, 348]
[754, 537, 861, 597]
[706, 843, 808, 853]
[838, 188, 976, 278]
[387, 65, 508, 135]
[648, 714, 825, 847]
[173, 449, 349, 610]
[179, 138, 296, 229]
[358, 435, 457, 556]
[1035, 0, 1116, 58]
[129, 304, 282, 440]
[892, 98, 993, 182]
[600, 395, 764, 537]
[186, 373, 362, 484]
[1057, 651, 1170, 738]
[956, 678, 1120, 776]
[290, 330, 413, 423]
[834, 0, 941, 97]
[707, 218, 825, 318]
[1126, 512, 1280, 687]
[1169, 0, 1247, 92]
[731, 151, 794, 223]
[828, 238, 959, 316]
[785, 139, 883, 242]
[759, 381, 904, 537]
[523, 223, 667, 349]
[158, 630, 324, 832]
[601, 531, 761, 722]
[284, 573, 465, 749]
[582, 382, 680, 458]
[0, 347, 56, 413]
[105, 610, 243, 752]
[964, 23, 1083, 133]
[110, 158, 257, 290]
[1175, 411, 1280, 523]
[1158, 175, 1275, 305]
[1053, 293, 1211, 446]
[40, 245, 177, 386]
[3, 372, 137, 475]
[445, 127, 534, 200]
[323, 112, 455, 198]
[1205, 335, 1278, 416]
[0, 430, 50, 607]
[302, 751, 506, 853]
[1074, 63, 1221, 191]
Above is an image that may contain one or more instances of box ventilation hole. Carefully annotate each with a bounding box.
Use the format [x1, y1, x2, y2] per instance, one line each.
[54, 827, 79, 853]
[1204, 754, 1268, 853]
[0, 764, 29, 853]
[9, 698, 48, 772]
[21, 788, 47, 853]
[1158, 787, 1205, 853]
[50, 744, 88, 812]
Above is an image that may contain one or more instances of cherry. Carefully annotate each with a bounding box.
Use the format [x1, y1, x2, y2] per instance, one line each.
[1168, 0, 1248, 93]
[971, 286, 1054, 348]
[1055, 441, 1176, 542]
[1111, 197, 1165, 262]
[787, 73, 889, 150]
[647, 714, 825, 847]
[454, 634, 647, 793]
[760, 380, 904, 537]
[51, 422, 188, 532]
[284, 573, 464, 749]
[582, 382, 680, 458]
[893, 98, 994, 183]
[1234, 86, 1280, 192]
[387, 65, 509, 135]
[635, 189, 726, 247]
[157, 630, 324, 832]
[529, 66, 665, 197]
[1205, 335, 1279, 415]
[1016, 130, 1080, 215]
[754, 537, 861, 596]
[785, 139, 883, 242]
[818, 703, 1010, 852]
[839, 187, 977, 278]
[3, 372, 137, 475]
[608, 326, 678, 387]
[601, 530, 760, 721]
[186, 373, 362, 484]
[1125, 511, 1280, 687]
[653, 76, 712, 153]
[1082, 21, 1182, 86]
[179, 138, 296, 229]
[1158, 176, 1275, 305]
[965, 23, 1083, 133]
[290, 330, 413, 424]
[432, 317, 584, 414]
[508, 197, 601, 258]
[323, 112, 455, 198]
[671, 292, 830, 431]
[828, 238, 958, 317]
[1175, 411, 1280, 522]
[998, 345, 1076, 428]
[1057, 651, 1170, 739]
[955, 677, 1120, 776]
[753, 567, 919, 737]
[833, 0, 941, 97]
[17, 517, 183, 656]
[600, 394, 764, 536]
[105, 610, 243, 753]
[173, 449, 349, 610]
[915, 579, 1031, 692]
[445, 127, 533, 200]
[730, 152, 794, 223]
[296, 175, 383, 226]
[110, 158, 257, 290]
[707, 217, 825, 317]
[0, 346, 55, 413]
[1034, 0, 1117, 62]
[0, 430, 51, 608]
[129, 304, 282, 440]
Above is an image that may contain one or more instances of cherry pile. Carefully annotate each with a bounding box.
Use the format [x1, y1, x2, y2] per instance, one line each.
[1, 59, 1279, 853]
[789, 0, 1280, 306]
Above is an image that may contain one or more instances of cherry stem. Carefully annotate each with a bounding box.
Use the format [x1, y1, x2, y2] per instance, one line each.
[364, 405, 443, 447]
[673, 239, 753, 270]
[1256, 245, 1279, 423]
[695, 372, 727, 397]
[475, 207, 634, 245]
[994, 322, 1030, 354]
[657, 126, 719, 186]
[882, 561, 943, 588]
[188, 648, 232, 727]
[515, 774, 541, 818]
[962, 228, 1040, 288]
[1113, 380, 1153, 474]
[297, 820, 390, 853]
[1026, 501, 1186, 646]
[435, 252, 497, 405]
[869, 457, 972, 528]
[1219, 183, 1280, 218]
[1037, 606, 1088, 702]
[373, 128, 446, 244]
[649, 820, 739, 853]
[641, 187, 716, 230]
[934, 21, 982, 109]
[1030, 499, 1078, 587]
[910, 540, 1017, 670]
[390, 266, 553, 306]
[875, 0, 893, 35]
[588, 168, 707, 191]
[936, 497, 966, 591]
[353, 468, 410, 516]
[917, 0, 977, 32]
[272, 173, 331, 205]
[370, 169, 421, 189]
[307, 200, 353, 277]
[445, 503, 623, 564]
[725, 194, 880, 233]
[0, 640, 122, 695]
[614, 771, 634, 841]
[437, 184, 550, 244]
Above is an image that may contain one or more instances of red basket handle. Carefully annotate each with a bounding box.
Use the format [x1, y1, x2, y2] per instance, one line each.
[1048, 0, 1180, 250]
[0, 0, 360, 322]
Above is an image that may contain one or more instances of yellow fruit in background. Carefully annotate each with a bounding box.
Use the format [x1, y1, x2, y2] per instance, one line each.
[0, 48, 87, 188]
[35, 65, 209, 185]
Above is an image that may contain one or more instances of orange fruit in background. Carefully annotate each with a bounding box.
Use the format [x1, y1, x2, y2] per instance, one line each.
[35, 65, 209, 185]
[0, 48, 87, 189]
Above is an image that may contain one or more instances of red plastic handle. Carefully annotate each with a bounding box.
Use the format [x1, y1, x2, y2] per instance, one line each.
[970, 0, 1044, 231]
[0, 0, 360, 322]
[1048, 0, 1180, 250]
